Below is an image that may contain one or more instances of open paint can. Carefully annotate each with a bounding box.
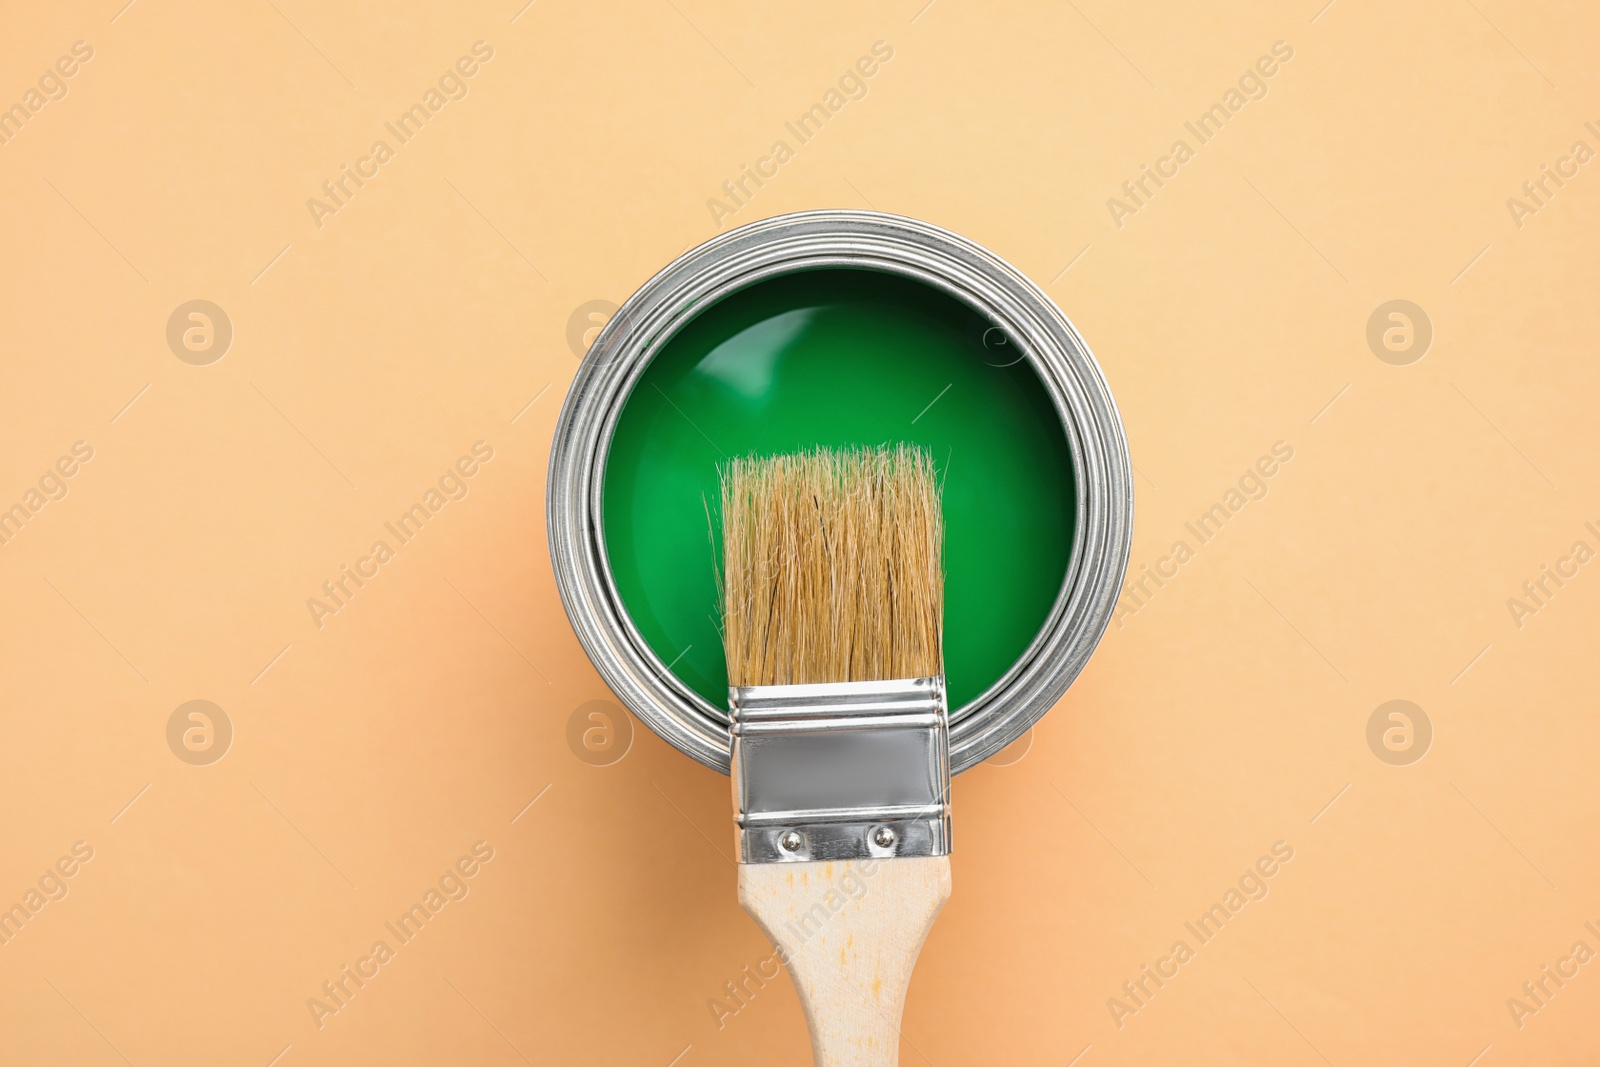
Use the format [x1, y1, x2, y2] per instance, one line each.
[548, 209, 1132, 775]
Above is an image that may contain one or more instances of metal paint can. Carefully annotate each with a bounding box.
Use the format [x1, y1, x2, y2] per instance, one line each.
[548, 209, 1132, 776]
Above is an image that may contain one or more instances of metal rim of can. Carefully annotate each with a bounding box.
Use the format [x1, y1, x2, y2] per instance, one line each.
[547, 209, 1133, 776]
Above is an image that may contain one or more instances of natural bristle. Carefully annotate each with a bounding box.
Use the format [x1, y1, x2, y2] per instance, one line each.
[720, 444, 943, 688]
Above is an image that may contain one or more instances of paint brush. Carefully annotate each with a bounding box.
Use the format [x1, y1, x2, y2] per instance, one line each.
[721, 444, 951, 1067]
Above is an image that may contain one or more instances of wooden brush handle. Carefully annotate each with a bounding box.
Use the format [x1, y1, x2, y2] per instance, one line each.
[739, 856, 951, 1066]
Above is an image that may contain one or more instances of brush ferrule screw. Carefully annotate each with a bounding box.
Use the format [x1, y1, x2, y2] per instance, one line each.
[872, 826, 897, 848]
[779, 831, 803, 853]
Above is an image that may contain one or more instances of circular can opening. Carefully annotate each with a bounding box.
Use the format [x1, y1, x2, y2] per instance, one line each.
[602, 267, 1076, 715]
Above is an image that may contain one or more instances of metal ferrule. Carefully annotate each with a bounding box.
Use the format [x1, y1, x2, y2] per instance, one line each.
[731, 677, 952, 864]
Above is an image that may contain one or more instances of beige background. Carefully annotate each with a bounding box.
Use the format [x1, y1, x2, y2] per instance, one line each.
[2, 0, 1598, 1064]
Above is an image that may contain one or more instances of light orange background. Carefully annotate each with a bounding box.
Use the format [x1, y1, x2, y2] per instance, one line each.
[2, 1, 1598, 1064]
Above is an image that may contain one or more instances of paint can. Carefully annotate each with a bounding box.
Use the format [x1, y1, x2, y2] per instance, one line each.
[548, 209, 1131, 775]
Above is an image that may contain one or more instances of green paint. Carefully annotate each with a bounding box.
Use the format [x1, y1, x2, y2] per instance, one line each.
[602, 268, 1075, 711]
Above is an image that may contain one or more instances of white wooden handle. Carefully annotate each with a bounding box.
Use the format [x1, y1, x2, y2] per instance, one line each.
[739, 856, 951, 1066]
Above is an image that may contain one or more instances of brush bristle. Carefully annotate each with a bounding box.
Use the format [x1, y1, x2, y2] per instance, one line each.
[719, 444, 944, 689]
